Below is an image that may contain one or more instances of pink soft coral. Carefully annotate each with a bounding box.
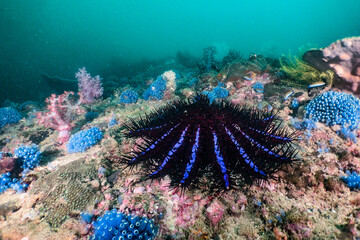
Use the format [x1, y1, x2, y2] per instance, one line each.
[37, 91, 85, 143]
[76, 67, 103, 103]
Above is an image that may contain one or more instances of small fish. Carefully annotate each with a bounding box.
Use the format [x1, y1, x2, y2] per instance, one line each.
[284, 90, 294, 101]
[242, 76, 252, 81]
[308, 82, 326, 89]
[252, 82, 264, 93]
[254, 88, 264, 93]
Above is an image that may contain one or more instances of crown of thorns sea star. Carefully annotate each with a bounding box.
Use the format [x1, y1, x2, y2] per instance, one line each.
[122, 94, 298, 192]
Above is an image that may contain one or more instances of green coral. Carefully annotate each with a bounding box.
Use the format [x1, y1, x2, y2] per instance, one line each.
[280, 56, 334, 88]
[29, 159, 102, 227]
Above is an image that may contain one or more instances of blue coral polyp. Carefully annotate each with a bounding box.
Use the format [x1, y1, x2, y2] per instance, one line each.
[305, 91, 360, 130]
[90, 210, 158, 240]
[122, 94, 298, 192]
[67, 127, 103, 153]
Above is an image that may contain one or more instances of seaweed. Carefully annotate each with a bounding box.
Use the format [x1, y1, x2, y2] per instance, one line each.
[280, 55, 334, 88]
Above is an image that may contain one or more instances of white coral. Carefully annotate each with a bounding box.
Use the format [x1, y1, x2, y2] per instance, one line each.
[162, 70, 177, 92]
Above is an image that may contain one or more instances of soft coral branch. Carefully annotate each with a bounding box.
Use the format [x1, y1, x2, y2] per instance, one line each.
[37, 91, 85, 143]
[76, 67, 103, 103]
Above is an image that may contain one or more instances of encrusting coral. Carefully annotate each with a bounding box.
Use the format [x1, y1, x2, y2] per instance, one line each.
[29, 159, 102, 228]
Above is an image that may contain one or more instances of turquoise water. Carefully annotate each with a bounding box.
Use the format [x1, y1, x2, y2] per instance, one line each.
[0, 0, 359, 102]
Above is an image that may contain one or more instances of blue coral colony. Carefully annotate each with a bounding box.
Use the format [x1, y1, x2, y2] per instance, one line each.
[90, 209, 158, 240]
[0, 145, 41, 193]
[67, 127, 104, 153]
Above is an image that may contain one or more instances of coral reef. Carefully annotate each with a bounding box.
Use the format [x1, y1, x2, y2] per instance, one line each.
[3, 43, 360, 239]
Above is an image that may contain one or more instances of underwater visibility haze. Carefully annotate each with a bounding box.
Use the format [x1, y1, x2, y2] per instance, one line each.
[1, 0, 360, 239]
[1, 0, 359, 102]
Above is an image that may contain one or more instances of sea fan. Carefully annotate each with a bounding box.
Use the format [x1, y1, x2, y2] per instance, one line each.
[122, 94, 297, 192]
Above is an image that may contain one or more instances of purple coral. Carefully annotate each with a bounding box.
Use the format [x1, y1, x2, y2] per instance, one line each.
[76, 67, 103, 103]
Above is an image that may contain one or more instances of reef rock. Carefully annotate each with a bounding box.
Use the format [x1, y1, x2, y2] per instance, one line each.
[303, 37, 360, 94]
